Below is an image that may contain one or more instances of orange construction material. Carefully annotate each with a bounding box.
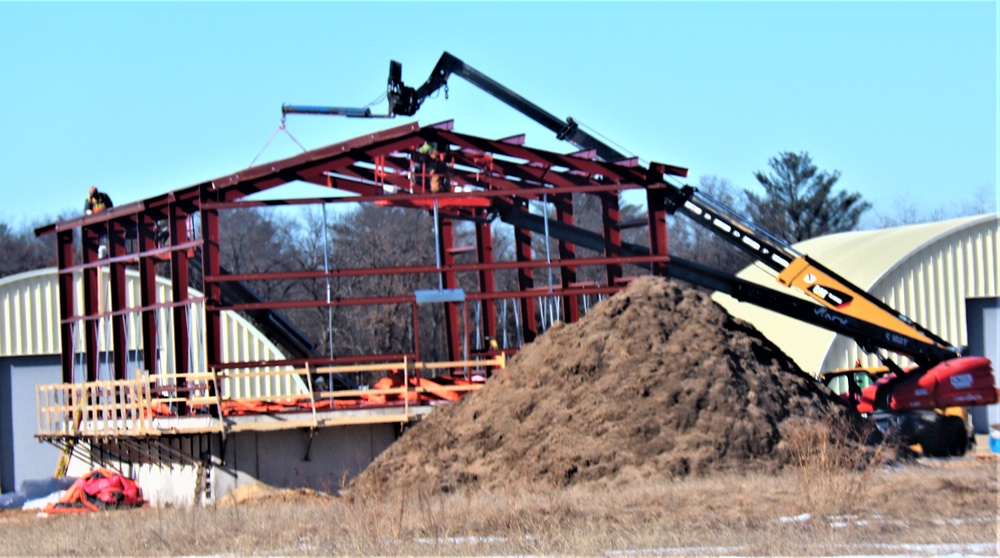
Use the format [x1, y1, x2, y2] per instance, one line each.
[374, 197, 491, 209]
[44, 468, 144, 514]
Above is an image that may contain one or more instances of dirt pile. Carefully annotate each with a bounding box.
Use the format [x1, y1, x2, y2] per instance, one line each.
[352, 276, 871, 494]
[217, 482, 331, 506]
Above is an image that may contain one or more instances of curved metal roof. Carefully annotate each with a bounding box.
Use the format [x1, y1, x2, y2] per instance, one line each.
[714, 213, 999, 373]
[0, 268, 292, 393]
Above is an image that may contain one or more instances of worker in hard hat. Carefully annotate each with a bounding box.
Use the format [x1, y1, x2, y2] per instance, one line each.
[84, 186, 114, 258]
[84, 186, 113, 215]
[415, 142, 448, 193]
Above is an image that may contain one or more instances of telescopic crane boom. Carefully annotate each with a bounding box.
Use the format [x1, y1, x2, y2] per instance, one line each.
[282, 52, 991, 408]
[283, 52, 625, 162]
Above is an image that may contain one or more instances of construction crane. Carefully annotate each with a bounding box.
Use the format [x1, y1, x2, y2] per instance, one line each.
[281, 52, 997, 455]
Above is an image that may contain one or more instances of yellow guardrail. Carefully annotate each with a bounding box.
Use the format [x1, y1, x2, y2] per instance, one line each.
[37, 355, 506, 438]
[37, 378, 156, 438]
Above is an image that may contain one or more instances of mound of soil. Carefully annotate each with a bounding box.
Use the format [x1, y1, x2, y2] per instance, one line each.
[217, 482, 331, 506]
[352, 276, 871, 494]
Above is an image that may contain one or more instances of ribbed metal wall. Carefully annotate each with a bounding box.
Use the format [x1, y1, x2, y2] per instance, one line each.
[0, 268, 302, 397]
[822, 216, 999, 372]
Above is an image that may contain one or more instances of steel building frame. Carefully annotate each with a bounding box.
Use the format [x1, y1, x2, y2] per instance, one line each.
[36, 120, 683, 391]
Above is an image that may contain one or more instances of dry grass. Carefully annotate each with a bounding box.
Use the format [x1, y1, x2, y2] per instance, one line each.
[778, 414, 905, 517]
[1, 454, 996, 557]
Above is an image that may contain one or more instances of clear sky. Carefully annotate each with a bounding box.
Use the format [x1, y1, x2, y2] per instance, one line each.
[1, 2, 996, 229]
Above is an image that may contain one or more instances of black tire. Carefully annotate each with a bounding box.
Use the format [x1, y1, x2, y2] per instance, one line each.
[896, 410, 965, 458]
[919, 420, 950, 457]
[942, 415, 968, 457]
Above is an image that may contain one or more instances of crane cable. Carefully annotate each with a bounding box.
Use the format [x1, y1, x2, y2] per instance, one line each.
[248, 118, 310, 168]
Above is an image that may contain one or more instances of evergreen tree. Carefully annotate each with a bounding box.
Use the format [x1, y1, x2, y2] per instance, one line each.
[745, 152, 870, 243]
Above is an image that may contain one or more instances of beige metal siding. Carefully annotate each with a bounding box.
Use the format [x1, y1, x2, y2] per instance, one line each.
[1, 269, 61, 356]
[820, 216, 999, 372]
[0, 268, 302, 397]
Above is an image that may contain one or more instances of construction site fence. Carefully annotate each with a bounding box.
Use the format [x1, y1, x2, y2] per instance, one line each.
[36, 355, 505, 439]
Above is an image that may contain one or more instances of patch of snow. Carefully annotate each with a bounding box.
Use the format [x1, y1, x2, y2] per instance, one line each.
[607, 546, 745, 556]
[417, 535, 510, 544]
[932, 516, 996, 526]
[23, 490, 65, 510]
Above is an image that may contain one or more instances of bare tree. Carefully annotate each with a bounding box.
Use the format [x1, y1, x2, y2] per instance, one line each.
[667, 176, 754, 274]
[869, 186, 997, 228]
[0, 213, 80, 278]
[323, 205, 444, 359]
[218, 206, 302, 301]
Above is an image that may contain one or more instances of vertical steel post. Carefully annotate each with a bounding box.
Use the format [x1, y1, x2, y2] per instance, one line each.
[646, 188, 670, 276]
[433, 199, 443, 290]
[81, 226, 101, 382]
[411, 301, 421, 360]
[439, 215, 461, 361]
[57, 230, 75, 383]
[321, 203, 334, 358]
[600, 192, 622, 287]
[169, 202, 190, 414]
[200, 190, 222, 407]
[108, 219, 128, 380]
[513, 201, 537, 344]
[474, 216, 498, 346]
[555, 194, 579, 323]
[139, 212, 159, 377]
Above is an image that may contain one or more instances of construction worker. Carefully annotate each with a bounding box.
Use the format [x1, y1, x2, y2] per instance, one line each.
[415, 142, 448, 193]
[84, 186, 113, 215]
[84, 186, 114, 258]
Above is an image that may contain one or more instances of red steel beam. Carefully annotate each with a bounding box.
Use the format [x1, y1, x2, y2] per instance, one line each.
[205, 254, 671, 283]
[198, 182, 646, 212]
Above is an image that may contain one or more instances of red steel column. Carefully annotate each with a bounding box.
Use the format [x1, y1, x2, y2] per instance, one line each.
[200, 193, 222, 418]
[646, 188, 670, 276]
[139, 212, 159, 378]
[169, 202, 190, 411]
[555, 194, 579, 323]
[57, 230, 75, 383]
[474, 217, 498, 346]
[201, 192, 222, 374]
[81, 225, 101, 382]
[439, 215, 461, 361]
[108, 220, 128, 380]
[513, 201, 537, 344]
[600, 193, 622, 287]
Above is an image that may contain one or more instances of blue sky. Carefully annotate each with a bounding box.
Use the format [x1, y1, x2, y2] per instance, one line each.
[1, 2, 996, 229]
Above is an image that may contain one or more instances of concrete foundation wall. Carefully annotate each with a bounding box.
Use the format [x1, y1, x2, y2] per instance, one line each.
[66, 423, 400, 506]
[216, 423, 398, 496]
